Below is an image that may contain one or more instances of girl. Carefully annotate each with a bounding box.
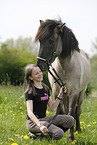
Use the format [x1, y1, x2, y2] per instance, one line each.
[23, 64, 74, 140]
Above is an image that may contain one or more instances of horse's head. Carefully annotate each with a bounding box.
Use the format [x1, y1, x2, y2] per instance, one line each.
[35, 19, 79, 71]
[35, 20, 65, 71]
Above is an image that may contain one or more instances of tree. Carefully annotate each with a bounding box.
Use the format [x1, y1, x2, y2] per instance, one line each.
[0, 37, 38, 85]
[90, 38, 97, 90]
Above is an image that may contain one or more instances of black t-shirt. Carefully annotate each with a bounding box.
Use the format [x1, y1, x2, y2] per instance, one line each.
[25, 86, 50, 118]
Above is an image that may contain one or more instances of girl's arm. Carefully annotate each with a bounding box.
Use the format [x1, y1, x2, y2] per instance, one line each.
[47, 86, 66, 112]
[27, 100, 41, 127]
[27, 100, 48, 133]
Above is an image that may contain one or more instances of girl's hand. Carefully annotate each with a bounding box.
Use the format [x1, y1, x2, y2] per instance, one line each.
[58, 85, 66, 99]
[62, 85, 66, 93]
[40, 125, 48, 134]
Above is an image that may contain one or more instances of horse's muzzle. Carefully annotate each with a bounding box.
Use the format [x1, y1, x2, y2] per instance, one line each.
[37, 59, 49, 71]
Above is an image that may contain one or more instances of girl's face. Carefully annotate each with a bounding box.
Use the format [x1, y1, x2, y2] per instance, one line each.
[31, 66, 43, 82]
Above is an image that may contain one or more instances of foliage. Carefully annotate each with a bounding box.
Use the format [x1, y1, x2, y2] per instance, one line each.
[0, 37, 38, 85]
[85, 38, 97, 94]
[92, 38, 97, 50]
[0, 85, 97, 145]
[90, 53, 97, 90]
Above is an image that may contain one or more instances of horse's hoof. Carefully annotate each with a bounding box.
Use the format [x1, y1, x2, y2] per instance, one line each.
[76, 128, 81, 132]
[78, 129, 81, 132]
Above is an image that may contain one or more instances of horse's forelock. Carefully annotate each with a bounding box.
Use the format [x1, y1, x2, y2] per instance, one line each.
[35, 20, 61, 41]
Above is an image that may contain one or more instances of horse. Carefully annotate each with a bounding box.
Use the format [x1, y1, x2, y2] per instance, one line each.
[35, 19, 91, 141]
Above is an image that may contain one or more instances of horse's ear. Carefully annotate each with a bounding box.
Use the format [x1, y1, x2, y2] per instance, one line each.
[40, 20, 44, 24]
[58, 23, 65, 32]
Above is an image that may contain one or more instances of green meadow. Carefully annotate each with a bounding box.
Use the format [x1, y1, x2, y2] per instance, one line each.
[0, 85, 97, 145]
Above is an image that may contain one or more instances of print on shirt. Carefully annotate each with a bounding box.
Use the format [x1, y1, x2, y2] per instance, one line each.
[41, 93, 49, 101]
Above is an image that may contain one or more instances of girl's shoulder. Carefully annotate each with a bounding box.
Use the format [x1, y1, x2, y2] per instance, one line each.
[25, 88, 32, 94]
[25, 89, 33, 101]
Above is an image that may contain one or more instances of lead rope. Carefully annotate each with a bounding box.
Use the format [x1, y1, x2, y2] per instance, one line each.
[47, 65, 66, 128]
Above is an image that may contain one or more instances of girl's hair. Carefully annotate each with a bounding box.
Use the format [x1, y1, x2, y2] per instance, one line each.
[21, 64, 50, 98]
[23, 64, 38, 96]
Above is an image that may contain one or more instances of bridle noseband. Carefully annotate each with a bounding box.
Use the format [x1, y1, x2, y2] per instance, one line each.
[37, 57, 47, 62]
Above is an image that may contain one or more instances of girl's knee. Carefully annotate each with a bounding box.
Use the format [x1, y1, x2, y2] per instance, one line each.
[52, 128, 64, 140]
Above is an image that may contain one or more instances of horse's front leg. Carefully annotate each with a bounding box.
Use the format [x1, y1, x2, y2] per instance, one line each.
[68, 106, 75, 142]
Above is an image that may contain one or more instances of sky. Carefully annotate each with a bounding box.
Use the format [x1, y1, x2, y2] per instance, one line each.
[0, 0, 97, 56]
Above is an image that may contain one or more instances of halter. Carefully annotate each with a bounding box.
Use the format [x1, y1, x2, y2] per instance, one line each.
[37, 33, 61, 69]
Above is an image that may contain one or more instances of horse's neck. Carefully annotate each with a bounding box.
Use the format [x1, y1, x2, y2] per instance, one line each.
[52, 50, 79, 72]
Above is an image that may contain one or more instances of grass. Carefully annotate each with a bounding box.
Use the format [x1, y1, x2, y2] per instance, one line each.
[0, 85, 97, 145]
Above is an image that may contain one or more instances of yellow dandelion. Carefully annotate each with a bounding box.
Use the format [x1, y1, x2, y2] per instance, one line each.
[21, 112, 23, 114]
[15, 105, 17, 107]
[9, 138, 14, 141]
[13, 114, 15, 116]
[93, 122, 96, 124]
[92, 131, 95, 133]
[20, 107, 23, 109]
[80, 121, 85, 124]
[15, 134, 19, 137]
[5, 109, 8, 111]
[16, 102, 18, 104]
[87, 124, 91, 127]
[75, 131, 78, 134]
[0, 143, 3, 144]
[72, 141, 75, 144]
[10, 111, 13, 112]
[46, 110, 49, 114]
[80, 127, 83, 130]
[11, 143, 18, 145]
[74, 140, 77, 142]
[30, 134, 34, 137]
[23, 135, 29, 139]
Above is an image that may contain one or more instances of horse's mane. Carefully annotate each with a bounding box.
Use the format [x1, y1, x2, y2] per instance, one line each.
[35, 19, 80, 58]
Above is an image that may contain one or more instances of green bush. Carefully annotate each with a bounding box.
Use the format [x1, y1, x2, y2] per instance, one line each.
[0, 38, 50, 86]
[0, 42, 37, 85]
